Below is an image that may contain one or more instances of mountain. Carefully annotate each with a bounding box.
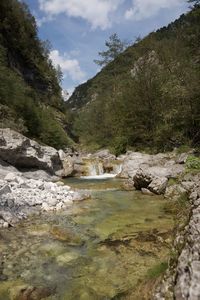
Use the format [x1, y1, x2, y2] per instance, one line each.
[0, 0, 73, 149]
[67, 5, 200, 154]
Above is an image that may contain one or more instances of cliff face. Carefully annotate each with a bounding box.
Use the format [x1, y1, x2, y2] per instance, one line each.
[67, 5, 200, 154]
[0, 0, 60, 98]
[0, 0, 73, 149]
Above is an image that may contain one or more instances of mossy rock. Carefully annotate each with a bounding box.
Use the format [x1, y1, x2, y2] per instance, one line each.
[50, 226, 83, 245]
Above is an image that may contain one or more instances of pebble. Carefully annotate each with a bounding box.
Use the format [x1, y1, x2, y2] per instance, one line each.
[0, 174, 89, 228]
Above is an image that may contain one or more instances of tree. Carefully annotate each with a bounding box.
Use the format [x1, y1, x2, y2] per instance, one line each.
[94, 33, 127, 67]
[55, 64, 63, 84]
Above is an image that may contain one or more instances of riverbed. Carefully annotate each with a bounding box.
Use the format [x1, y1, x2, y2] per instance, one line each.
[0, 178, 173, 300]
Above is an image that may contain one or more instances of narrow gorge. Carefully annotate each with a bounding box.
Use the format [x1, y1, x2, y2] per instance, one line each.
[0, 1, 200, 299]
[0, 128, 199, 299]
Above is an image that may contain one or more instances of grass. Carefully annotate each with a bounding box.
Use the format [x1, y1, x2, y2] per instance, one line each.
[176, 145, 191, 154]
[167, 178, 178, 186]
[147, 261, 168, 279]
[163, 194, 190, 225]
[125, 261, 169, 300]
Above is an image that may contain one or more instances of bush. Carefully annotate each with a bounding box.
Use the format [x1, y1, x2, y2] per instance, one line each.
[111, 136, 128, 156]
[186, 155, 200, 170]
[39, 108, 72, 149]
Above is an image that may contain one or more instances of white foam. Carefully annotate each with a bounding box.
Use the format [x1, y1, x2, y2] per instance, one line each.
[80, 173, 117, 180]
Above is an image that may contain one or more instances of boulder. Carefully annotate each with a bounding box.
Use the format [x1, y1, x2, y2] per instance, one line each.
[148, 177, 168, 195]
[92, 149, 116, 160]
[57, 158, 74, 177]
[0, 128, 62, 175]
[133, 168, 152, 190]
[4, 172, 18, 182]
[119, 151, 184, 179]
[21, 170, 56, 181]
[119, 152, 151, 178]
[133, 168, 168, 195]
[0, 158, 20, 180]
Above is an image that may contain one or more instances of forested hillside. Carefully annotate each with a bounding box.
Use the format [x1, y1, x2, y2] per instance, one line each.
[0, 0, 73, 149]
[68, 5, 200, 154]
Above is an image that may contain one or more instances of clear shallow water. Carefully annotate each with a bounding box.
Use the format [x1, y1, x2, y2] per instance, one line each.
[0, 178, 173, 300]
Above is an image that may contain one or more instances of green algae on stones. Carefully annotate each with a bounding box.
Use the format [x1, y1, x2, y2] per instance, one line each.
[0, 178, 174, 300]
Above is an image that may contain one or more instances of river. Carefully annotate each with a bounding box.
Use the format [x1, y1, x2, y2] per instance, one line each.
[0, 178, 173, 300]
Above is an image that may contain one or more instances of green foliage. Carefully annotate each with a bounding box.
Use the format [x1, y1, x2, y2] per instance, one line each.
[147, 262, 168, 279]
[111, 136, 128, 156]
[176, 145, 191, 154]
[68, 6, 200, 154]
[186, 155, 200, 169]
[94, 33, 128, 67]
[167, 178, 178, 187]
[39, 108, 73, 149]
[0, 0, 71, 149]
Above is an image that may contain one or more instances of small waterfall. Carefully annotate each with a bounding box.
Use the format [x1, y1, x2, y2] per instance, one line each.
[81, 159, 122, 179]
[87, 161, 104, 176]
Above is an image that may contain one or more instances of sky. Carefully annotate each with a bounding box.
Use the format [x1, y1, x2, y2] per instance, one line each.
[24, 0, 189, 97]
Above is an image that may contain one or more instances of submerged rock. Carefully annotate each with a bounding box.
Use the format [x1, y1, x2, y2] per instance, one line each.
[56, 251, 79, 265]
[10, 284, 55, 300]
[50, 225, 83, 245]
[141, 188, 154, 196]
[122, 179, 136, 191]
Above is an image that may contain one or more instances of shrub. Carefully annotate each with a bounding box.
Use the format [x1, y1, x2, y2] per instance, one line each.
[186, 155, 200, 170]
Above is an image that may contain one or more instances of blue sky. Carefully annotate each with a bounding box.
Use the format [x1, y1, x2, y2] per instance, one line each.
[24, 0, 189, 97]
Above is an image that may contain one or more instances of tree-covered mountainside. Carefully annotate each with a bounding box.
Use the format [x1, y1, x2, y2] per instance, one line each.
[0, 0, 73, 149]
[67, 5, 200, 154]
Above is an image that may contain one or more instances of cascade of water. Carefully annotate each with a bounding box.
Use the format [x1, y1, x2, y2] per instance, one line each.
[113, 163, 122, 175]
[87, 160, 104, 176]
[83, 159, 122, 179]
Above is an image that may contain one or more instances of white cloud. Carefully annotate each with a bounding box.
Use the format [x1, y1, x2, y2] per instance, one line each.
[49, 49, 86, 82]
[38, 0, 122, 29]
[36, 15, 54, 27]
[125, 0, 182, 21]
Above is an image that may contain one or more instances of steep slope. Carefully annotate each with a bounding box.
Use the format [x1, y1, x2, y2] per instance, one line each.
[68, 5, 200, 154]
[0, 0, 73, 149]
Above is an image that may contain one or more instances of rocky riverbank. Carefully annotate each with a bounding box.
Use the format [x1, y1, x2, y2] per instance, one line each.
[153, 173, 200, 300]
[0, 173, 89, 228]
[0, 128, 195, 229]
[1, 128, 200, 299]
[0, 128, 89, 228]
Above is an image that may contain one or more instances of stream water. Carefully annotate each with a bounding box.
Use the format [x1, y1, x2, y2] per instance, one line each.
[0, 178, 173, 300]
